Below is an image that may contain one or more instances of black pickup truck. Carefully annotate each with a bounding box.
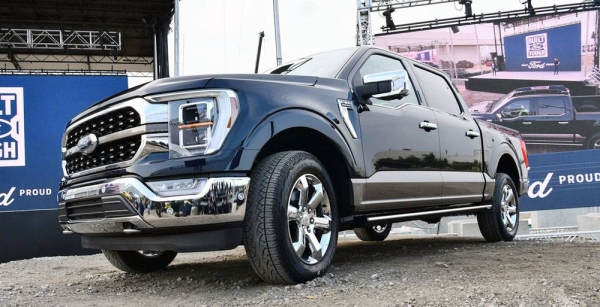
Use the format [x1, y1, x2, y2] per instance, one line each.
[58, 46, 529, 284]
[470, 85, 600, 149]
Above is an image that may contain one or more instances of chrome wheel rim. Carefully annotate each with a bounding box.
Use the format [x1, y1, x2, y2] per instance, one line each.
[137, 250, 164, 258]
[287, 174, 332, 265]
[594, 139, 600, 149]
[372, 224, 388, 233]
[500, 184, 518, 232]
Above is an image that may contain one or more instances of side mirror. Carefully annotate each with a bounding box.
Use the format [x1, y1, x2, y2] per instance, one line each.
[496, 113, 503, 122]
[356, 70, 408, 103]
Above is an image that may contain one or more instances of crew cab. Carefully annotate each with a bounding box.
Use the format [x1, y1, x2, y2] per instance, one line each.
[58, 46, 529, 284]
[470, 85, 600, 149]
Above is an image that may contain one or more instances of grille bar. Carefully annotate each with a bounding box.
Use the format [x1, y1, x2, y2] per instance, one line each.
[66, 107, 140, 148]
[63, 106, 142, 175]
[64, 195, 136, 221]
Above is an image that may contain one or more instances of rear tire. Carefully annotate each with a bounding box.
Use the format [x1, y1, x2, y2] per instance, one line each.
[102, 250, 177, 273]
[354, 224, 392, 241]
[477, 173, 519, 242]
[586, 132, 600, 149]
[243, 151, 338, 284]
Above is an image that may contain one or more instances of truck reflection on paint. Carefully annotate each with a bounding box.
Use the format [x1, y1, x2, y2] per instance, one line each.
[120, 182, 246, 218]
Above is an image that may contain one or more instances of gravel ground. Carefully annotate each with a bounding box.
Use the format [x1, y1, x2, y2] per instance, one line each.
[1, 235, 599, 307]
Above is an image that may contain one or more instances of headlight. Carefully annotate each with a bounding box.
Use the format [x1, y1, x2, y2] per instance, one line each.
[147, 89, 240, 158]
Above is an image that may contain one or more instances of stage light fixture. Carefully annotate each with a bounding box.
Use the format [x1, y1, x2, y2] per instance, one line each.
[459, 0, 473, 17]
[526, 0, 535, 15]
[383, 7, 396, 30]
[451, 26, 460, 34]
[112, 47, 118, 61]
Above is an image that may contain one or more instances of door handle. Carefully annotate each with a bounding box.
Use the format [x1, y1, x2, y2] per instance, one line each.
[558, 122, 569, 125]
[465, 129, 480, 139]
[522, 122, 532, 125]
[419, 121, 438, 131]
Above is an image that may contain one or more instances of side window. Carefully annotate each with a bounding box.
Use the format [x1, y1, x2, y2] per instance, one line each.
[501, 99, 531, 118]
[537, 98, 567, 116]
[413, 66, 462, 115]
[358, 55, 419, 108]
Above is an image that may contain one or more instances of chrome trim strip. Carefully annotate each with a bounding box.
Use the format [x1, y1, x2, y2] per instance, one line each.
[367, 204, 492, 222]
[62, 97, 168, 148]
[360, 195, 482, 207]
[337, 99, 358, 139]
[63, 133, 169, 178]
[59, 176, 250, 233]
[64, 125, 165, 158]
[361, 196, 441, 206]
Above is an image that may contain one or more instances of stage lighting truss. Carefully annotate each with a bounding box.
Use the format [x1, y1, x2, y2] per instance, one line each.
[0, 29, 122, 51]
[373, 1, 600, 35]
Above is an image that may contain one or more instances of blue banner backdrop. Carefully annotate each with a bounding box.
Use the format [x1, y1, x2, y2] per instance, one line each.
[0, 75, 128, 212]
[520, 149, 600, 211]
[504, 23, 581, 72]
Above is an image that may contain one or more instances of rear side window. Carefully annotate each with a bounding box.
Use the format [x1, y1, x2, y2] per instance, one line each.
[537, 98, 567, 116]
[413, 66, 462, 115]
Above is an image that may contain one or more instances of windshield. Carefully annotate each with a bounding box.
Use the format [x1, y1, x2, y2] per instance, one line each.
[265, 47, 358, 78]
[489, 90, 517, 113]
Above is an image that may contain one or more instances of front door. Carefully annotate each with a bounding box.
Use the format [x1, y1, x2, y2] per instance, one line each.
[354, 53, 443, 212]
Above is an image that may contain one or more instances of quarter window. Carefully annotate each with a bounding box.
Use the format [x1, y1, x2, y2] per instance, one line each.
[358, 55, 419, 108]
[413, 66, 462, 115]
[537, 98, 567, 116]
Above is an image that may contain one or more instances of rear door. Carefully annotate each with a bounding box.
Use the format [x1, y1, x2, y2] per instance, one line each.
[411, 63, 486, 204]
[353, 52, 443, 211]
[530, 96, 575, 143]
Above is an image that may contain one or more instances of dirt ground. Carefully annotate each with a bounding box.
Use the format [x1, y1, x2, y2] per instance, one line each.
[1, 235, 599, 307]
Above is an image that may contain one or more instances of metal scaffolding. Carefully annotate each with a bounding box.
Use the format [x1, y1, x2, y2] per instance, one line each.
[356, 0, 600, 44]
[0, 29, 121, 50]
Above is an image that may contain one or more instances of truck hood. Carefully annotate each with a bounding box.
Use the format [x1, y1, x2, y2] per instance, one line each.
[70, 74, 318, 124]
[468, 100, 494, 114]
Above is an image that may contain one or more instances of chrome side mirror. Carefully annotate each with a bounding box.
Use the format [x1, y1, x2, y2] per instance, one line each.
[362, 70, 408, 101]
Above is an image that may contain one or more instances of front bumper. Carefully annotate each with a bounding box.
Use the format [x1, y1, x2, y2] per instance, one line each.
[58, 176, 250, 235]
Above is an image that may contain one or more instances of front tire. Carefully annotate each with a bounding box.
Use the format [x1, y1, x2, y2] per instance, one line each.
[354, 224, 392, 241]
[477, 173, 519, 242]
[102, 250, 177, 273]
[243, 151, 338, 284]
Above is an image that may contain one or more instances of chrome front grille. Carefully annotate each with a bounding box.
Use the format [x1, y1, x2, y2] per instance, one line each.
[62, 97, 169, 177]
[65, 137, 142, 175]
[66, 107, 140, 148]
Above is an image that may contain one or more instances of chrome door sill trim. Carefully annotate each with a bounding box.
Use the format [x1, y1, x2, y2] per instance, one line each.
[367, 204, 492, 222]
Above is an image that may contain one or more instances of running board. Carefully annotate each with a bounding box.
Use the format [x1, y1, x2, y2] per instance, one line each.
[366, 204, 492, 223]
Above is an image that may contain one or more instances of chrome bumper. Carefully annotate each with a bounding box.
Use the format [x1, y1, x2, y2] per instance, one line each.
[58, 177, 250, 234]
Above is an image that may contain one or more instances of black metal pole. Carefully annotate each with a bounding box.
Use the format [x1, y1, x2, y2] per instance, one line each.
[596, 12, 600, 68]
[255, 31, 265, 73]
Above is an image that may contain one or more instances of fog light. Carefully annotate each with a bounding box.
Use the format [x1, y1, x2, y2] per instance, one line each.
[147, 178, 207, 197]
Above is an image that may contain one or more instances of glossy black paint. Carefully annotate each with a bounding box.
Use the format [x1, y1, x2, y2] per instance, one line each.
[62, 46, 528, 215]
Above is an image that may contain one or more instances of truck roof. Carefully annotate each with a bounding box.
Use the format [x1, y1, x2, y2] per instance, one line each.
[512, 85, 570, 97]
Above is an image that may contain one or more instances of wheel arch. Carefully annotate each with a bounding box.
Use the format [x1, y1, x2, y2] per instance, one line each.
[494, 151, 521, 194]
[244, 109, 358, 222]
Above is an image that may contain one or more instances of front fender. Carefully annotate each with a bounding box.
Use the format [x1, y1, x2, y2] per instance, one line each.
[237, 108, 363, 176]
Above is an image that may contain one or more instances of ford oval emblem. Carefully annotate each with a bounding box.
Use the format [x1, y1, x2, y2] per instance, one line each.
[77, 134, 99, 155]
